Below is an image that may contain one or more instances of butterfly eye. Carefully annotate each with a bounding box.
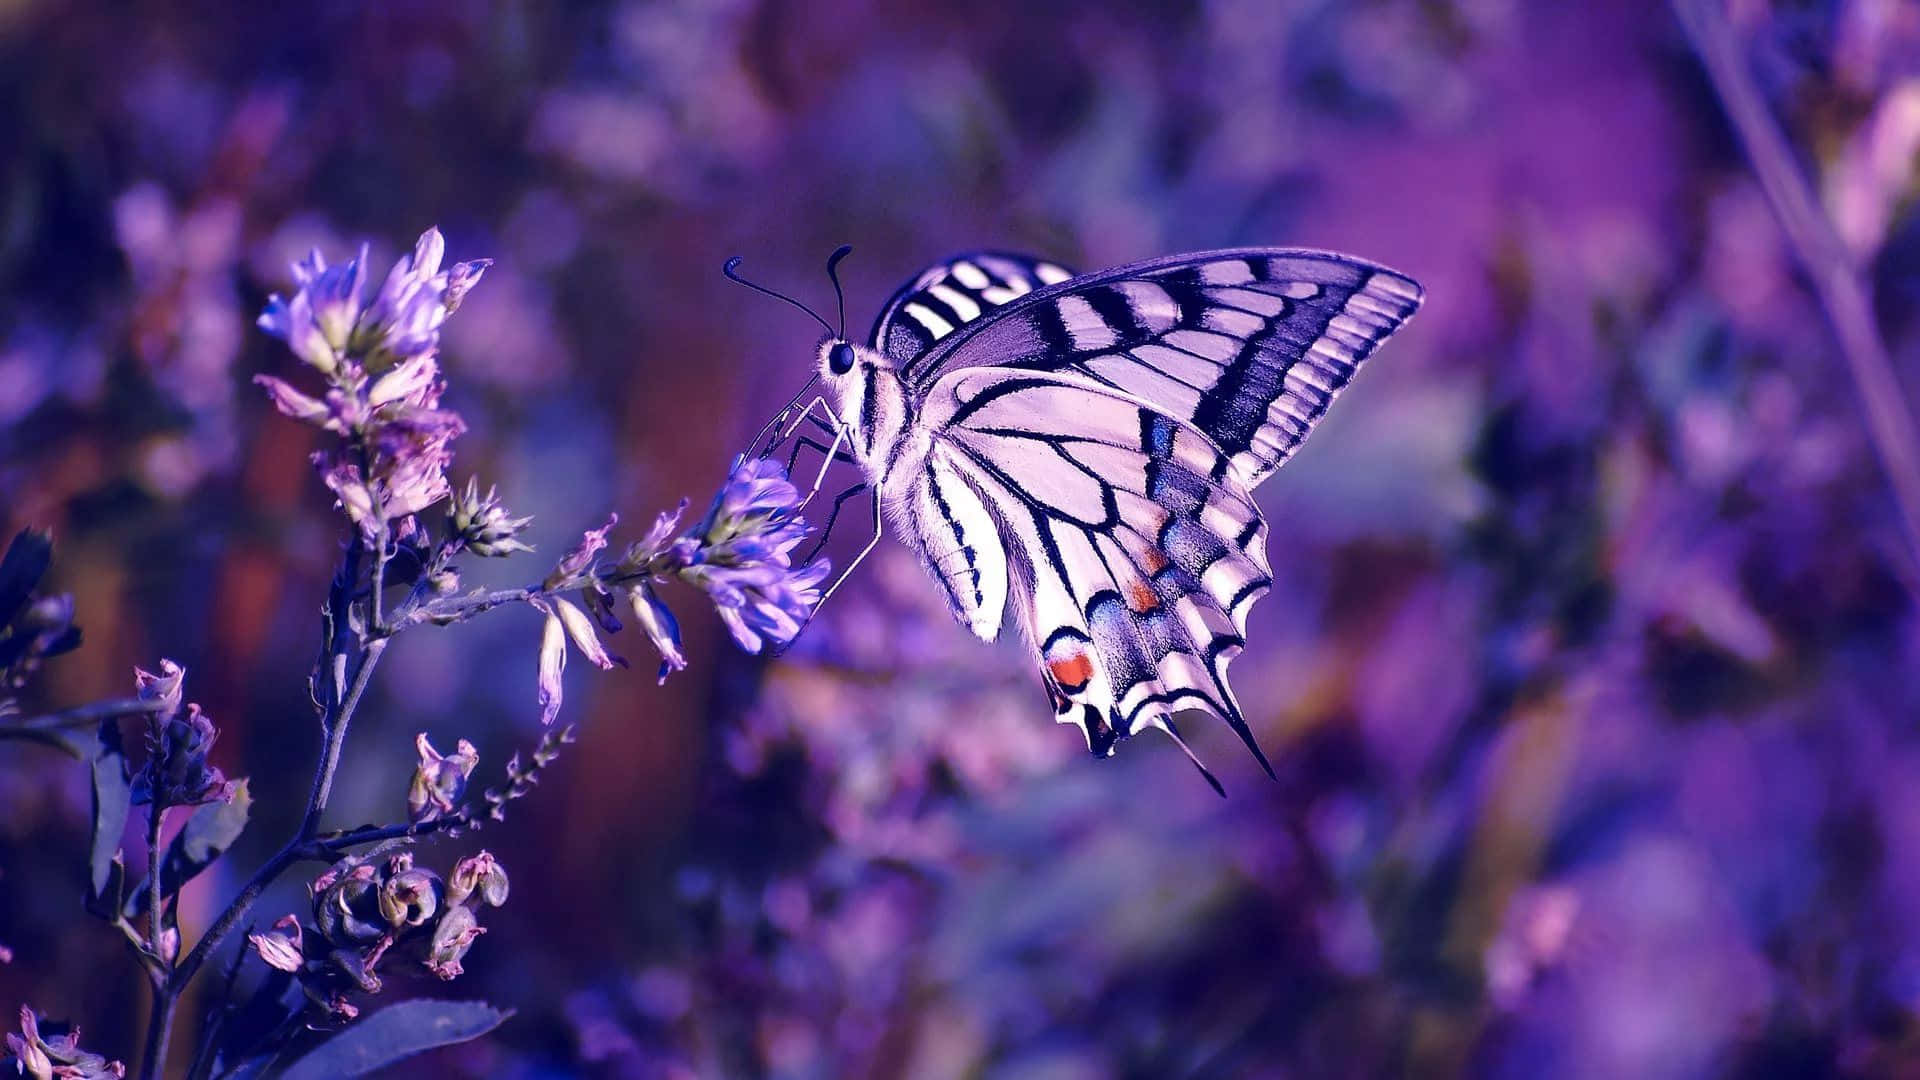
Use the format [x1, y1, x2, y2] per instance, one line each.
[828, 342, 856, 375]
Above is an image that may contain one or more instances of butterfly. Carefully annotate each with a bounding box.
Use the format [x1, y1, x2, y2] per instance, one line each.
[735, 247, 1423, 791]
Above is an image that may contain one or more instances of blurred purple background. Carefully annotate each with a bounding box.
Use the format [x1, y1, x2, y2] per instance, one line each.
[5, 0, 1920, 1075]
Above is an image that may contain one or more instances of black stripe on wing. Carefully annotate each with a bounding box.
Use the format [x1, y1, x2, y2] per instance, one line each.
[868, 251, 1076, 366]
[904, 248, 1424, 488]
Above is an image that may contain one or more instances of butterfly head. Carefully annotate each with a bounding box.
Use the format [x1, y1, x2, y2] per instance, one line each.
[815, 336, 907, 468]
[725, 248, 909, 473]
[826, 340, 856, 375]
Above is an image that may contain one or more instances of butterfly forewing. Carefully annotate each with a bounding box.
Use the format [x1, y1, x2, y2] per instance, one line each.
[901, 249, 1424, 488]
[870, 252, 1077, 366]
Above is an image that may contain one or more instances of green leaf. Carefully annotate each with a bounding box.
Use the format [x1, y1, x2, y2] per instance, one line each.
[279, 1000, 511, 1080]
[124, 780, 253, 920]
[88, 719, 132, 901]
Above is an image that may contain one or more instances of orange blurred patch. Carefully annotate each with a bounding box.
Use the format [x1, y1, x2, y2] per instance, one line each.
[1141, 547, 1170, 574]
[1125, 579, 1160, 613]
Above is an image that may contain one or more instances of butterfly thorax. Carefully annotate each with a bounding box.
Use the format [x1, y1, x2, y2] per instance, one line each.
[817, 339, 923, 494]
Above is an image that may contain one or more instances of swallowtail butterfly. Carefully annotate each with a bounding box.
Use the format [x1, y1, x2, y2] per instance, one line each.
[740, 248, 1423, 791]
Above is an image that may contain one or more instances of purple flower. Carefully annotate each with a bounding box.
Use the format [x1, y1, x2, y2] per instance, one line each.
[257, 246, 369, 375]
[254, 228, 487, 540]
[546, 514, 619, 589]
[678, 456, 830, 654]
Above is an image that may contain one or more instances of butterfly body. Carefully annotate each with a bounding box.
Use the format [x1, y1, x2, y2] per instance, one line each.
[807, 248, 1423, 777]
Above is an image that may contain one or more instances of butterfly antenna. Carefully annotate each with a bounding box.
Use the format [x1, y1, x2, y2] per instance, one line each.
[1163, 720, 1227, 798]
[824, 244, 853, 339]
[723, 256, 834, 336]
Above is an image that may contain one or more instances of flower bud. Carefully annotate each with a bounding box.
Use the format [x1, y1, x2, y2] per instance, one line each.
[534, 600, 567, 726]
[133, 659, 184, 722]
[247, 915, 305, 974]
[378, 866, 443, 929]
[312, 863, 386, 946]
[425, 904, 485, 980]
[407, 733, 478, 825]
[5, 1006, 123, 1080]
[448, 478, 534, 557]
[444, 259, 492, 314]
[553, 596, 621, 670]
[7, 1016, 52, 1080]
[625, 582, 686, 684]
[133, 702, 231, 809]
[446, 851, 509, 909]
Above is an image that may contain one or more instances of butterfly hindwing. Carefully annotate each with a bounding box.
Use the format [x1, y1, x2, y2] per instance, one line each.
[869, 251, 1078, 366]
[902, 248, 1423, 488]
[917, 366, 1276, 772]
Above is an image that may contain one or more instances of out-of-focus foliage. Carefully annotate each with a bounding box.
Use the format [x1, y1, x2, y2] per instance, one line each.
[4, 0, 1920, 1076]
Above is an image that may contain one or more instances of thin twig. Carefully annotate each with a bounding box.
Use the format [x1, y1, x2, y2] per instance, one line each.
[301, 814, 467, 859]
[1674, 0, 1920, 574]
[401, 584, 539, 628]
[5, 696, 167, 732]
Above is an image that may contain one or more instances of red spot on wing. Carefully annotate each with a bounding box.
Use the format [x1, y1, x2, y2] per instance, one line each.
[1047, 651, 1093, 692]
[1125, 579, 1160, 613]
[1141, 548, 1171, 574]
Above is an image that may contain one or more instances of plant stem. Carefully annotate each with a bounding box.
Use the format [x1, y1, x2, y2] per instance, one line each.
[147, 802, 168, 966]
[300, 637, 388, 841]
[1674, 0, 1920, 576]
[140, 801, 172, 1080]
[152, 535, 402, 1062]
[140, 989, 177, 1080]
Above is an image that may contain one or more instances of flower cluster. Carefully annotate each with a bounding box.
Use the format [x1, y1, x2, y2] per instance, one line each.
[2, 1007, 123, 1080]
[254, 229, 489, 540]
[528, 455, 830, 711]
[0, 530, 80, 705]
[677, 457, 833, 654]
[129, 660, 231, 809]
[248, 849, 510, 1018]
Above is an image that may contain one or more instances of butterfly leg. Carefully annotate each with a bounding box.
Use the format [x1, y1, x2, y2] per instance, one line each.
[816, 492, 883, 609]
[802, 482, 871, 563]
[775, 396, 855, 514]
[783, 434, 859, 482]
